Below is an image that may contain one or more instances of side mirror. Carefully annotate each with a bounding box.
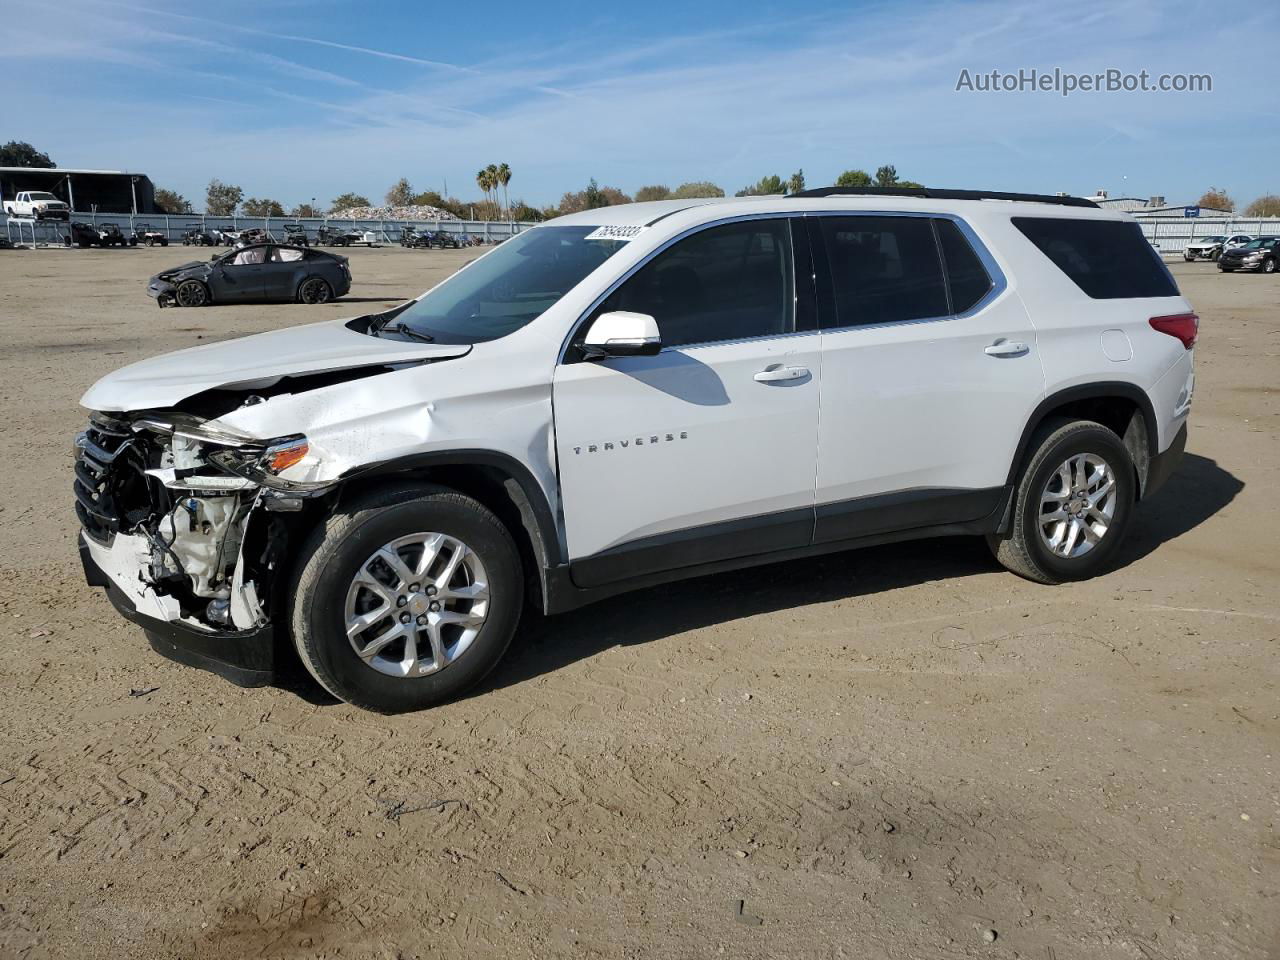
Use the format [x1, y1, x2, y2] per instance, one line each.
[582, 311, 662, 358]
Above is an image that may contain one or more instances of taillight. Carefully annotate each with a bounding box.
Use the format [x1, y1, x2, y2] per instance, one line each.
[1149, 312, 1198, 349]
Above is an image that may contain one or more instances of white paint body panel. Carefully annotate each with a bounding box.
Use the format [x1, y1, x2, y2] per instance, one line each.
[78, 194, 1194, 576]
[553, 333, 821, 557]
[815, 286, 1043, 504]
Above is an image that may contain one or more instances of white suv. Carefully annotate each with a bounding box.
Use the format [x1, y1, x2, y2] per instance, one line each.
[76, 189, 1196, 712]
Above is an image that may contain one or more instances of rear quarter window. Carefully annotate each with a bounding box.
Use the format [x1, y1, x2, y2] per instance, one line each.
[1012, 217, 1178, 299]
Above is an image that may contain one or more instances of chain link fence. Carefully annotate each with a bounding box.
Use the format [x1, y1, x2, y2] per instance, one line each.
[1139, 217, 1280, 254]
[2, 211, 536, 249]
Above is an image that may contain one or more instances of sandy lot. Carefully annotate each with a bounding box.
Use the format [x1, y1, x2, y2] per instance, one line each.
[0, 245, 1275, 959]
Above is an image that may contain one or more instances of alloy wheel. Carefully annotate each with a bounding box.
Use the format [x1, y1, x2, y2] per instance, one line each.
[1038, 453, 1117, 559]
[344, 533, 490, 678]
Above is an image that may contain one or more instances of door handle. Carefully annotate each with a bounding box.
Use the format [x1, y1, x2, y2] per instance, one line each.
[984, 339, 1029, 357]
[754, 364, 810, 383]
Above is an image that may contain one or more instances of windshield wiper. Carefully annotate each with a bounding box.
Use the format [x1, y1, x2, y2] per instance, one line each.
[375, 321, 435, 343]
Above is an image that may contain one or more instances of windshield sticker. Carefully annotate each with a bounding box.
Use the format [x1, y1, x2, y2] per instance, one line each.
[584, 225, 648, 242]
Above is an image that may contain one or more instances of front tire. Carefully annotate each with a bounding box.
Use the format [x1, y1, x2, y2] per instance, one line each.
[174, 279, 209, 307]
[989, 420, 1135, 584]
[1263, 258, 1277, 274]
[290, 485, 523, 712]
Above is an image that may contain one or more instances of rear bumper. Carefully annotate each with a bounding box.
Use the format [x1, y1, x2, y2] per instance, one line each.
[80, 536, 275, 687]
[1145, 421, 1186, 498]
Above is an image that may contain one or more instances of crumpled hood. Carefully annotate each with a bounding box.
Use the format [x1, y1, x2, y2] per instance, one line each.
[81, 317, 471, 412]
[155, 260, 209, 278]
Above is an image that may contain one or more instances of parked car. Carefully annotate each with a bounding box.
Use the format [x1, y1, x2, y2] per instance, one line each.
[400, 226, 432, 248]
[3, 190, 71, 220]
[317, 225, 356, 246]
[132, 223, 169, 247]
[145, 242, 351, 307]
[181, 225, 219, 246]
[282, 224, 310, 246]
[430, 231, 463, 249]
[1183, 234, 1250, 261]
[68, 221, 133, 248]
[76, 189, 1194, 712]
[1217, 236, 1280, 273]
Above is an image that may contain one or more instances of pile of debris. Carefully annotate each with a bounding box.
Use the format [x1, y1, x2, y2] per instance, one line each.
[329, 203, 461, 222]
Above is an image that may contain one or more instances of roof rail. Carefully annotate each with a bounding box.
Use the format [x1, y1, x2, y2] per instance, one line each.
[789, 186, 1099, 208]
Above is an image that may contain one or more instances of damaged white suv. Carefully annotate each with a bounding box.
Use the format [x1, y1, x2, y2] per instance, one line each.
[77, 188, 1196, 712]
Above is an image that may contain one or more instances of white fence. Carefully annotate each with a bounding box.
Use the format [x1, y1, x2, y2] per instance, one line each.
[1139, 217, 1280, 254]
[2, 211, 536, 248]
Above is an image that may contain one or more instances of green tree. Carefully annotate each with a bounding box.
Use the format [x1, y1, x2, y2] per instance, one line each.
[835, 169, 873, 187]
[559, 178, 631, 214]
[874, 165, 898, 187]
[205, 179, 244, 216]
[411, 190, 468, 218]
[507, 199, 543, 221]
[635, 184, 671, 202]
[1198, 187, 1234, 211]
[897, 179, 925, 189]
[329, 192, 371, 213]
[788, 169, 806, 194]
[0, 141, 54, 167]
[153, 187, 189, 213]
[670, 181, 724, 199]
[242, 197, 285, 217]
[290, 202, 321, 219]
[735, 174, 786, 197]
[1244, 194, 1280, 217]
[385, 178, 414, 206]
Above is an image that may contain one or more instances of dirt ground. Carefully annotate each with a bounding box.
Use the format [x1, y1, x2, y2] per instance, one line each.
[0, 245, 1275, 960]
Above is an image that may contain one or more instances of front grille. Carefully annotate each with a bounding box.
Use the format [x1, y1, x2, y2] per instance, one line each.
[74, 417, 149, 542]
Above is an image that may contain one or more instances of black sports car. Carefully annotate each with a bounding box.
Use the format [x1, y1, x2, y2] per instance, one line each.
[147, 242, 352, 307]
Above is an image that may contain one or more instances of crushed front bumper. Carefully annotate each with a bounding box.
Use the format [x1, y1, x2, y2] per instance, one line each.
[146, 278, 176, 306]
[80, 535, 275, 687]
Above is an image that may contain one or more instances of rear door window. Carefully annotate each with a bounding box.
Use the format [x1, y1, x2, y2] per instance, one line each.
[1012, 217, 1178, 299]
[817, 216, 949, 326]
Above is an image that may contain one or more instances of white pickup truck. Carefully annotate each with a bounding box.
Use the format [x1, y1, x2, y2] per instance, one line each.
[3, 190, 71, 220]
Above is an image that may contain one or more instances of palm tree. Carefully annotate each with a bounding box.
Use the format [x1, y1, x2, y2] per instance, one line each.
[496, 162, 512, 219]
[484, 163, 500, 217]
[476, 168, 491, 213]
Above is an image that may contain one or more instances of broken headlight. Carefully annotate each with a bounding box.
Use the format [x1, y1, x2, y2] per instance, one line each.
[208, 436, 331, 492]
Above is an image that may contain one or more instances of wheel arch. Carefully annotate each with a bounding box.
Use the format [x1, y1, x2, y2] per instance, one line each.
[1007, 382, 1158, 500]
[331, 450, 564, 613]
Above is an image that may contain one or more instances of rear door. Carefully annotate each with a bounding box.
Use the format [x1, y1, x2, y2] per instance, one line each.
[553, 217, 822, 587]
[810, 214, 1044, 543]
[264, 245, 306, 299]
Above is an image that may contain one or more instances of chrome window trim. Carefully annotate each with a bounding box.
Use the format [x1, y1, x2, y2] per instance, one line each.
[557, 209, 1008, 363]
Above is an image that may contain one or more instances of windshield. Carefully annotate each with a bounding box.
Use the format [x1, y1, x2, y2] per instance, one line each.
[1241, 238, 1276, 250]
[385, 225, 629, 343]
[1199, 236, 1225, 244]
[29, 192, 58, 201]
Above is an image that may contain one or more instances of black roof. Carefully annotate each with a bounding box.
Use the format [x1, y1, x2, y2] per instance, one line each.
[789, 186, 1098, 208]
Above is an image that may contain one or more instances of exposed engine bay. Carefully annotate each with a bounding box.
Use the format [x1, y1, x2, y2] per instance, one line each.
[74, 410, 322, 633]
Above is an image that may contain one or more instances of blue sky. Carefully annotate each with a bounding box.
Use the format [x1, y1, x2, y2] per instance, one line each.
[5, 0, 1278, 210]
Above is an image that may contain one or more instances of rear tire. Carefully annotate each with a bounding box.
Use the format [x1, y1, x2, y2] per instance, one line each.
[290, 485, 523, 712]
[988, 419, 1135, 584]
[298, 277, 332, 304]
